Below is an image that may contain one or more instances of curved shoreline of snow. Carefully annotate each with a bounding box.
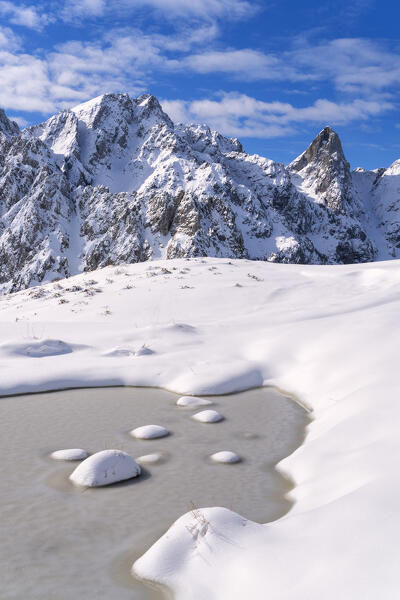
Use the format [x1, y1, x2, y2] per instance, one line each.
[1, 257, 399, 598]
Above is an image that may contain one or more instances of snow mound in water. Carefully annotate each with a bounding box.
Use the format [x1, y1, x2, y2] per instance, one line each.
[210, 451, 241, 463]
[176, 396, 213, 407]
[136, 453, 163, 464]
[3, 339, 73, 358]
[130, 425, 169, 439]
[51, 448, 88, 461]
[69, 449, 141, 487]
[192, 410, 224, 423]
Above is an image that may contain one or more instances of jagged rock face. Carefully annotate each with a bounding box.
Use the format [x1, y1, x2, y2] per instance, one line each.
[0, 110, 19, 138]
[0, 132, 74, 291]
[0, 94, 398, 293]
[289, 126, 355, 214]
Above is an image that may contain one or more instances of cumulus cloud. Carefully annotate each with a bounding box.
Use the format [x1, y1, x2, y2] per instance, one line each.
[162, 93, 393, 138]
[0, 10, 398, 141]
[0, 2, 52, 31]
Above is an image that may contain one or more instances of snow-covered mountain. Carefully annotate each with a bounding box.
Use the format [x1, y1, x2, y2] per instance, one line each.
[0, 92, 399, 292]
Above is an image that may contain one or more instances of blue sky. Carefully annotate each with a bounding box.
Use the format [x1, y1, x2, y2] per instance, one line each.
[0, 0, 399, 169]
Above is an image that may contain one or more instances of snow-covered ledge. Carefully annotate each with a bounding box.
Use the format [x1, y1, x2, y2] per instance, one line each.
[1, 257, 398, 598]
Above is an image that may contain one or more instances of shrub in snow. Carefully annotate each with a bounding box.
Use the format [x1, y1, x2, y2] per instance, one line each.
[192, 410, 224, 423]
[210, 451, 241, 463]
[130, 425, 169, 439]
[135, 345, 155, 356]
[176, 396, 213, 407]
[69, 449, 141, 487]
[51, 448, 88, 461]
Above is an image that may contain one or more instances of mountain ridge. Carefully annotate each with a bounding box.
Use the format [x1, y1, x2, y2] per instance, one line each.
[0, 92, 399, 293]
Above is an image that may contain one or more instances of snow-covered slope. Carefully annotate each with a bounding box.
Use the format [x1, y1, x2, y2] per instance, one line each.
[1, 94, 400, 292]
[1, 256, 399, 598]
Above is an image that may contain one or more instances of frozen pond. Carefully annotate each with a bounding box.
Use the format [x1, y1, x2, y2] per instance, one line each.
[0, 386, 309, 599]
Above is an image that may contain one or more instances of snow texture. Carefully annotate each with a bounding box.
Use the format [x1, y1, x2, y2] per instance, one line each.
[69, 449, 141, 487]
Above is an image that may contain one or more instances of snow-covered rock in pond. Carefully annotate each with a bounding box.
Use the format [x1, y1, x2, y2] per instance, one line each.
[69, 449, 141, 487]
[136, 453, 163, 464]
[192, 410, 224, 423]
[130, 425, 169, 439]
[210, 451, 241, 463]
[51, 448, 89, 461]
[176, 396, 213, 407]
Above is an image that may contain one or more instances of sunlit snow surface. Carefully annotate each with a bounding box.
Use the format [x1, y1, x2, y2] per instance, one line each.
[1, 256, 399, 598]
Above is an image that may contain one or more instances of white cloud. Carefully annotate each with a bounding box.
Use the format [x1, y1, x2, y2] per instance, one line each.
[161, 93, 393, 138]
[0, 18, 397, 140]
[0, 25, 21, 51]
[0, 51, 55, 112]
[173, 38, 400, 93]
[288, 38, 400, 94]
[0, 2, 52, 31]
[182, 49, 282, 79]
[0, 24, 227, 113]
[0, 31, 166, 113]
[64, 0, 256, 20]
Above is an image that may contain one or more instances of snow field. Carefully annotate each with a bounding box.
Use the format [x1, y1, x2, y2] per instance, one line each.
[1, 256, 399, 598]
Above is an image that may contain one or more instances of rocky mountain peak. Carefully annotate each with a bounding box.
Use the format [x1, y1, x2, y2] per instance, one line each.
[1, 93, 399, 293]
[289, 126, 353, 214]
[290, 126, 347, 173]
[133, 93, 173, 130]
[0, 109, 20, 138]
